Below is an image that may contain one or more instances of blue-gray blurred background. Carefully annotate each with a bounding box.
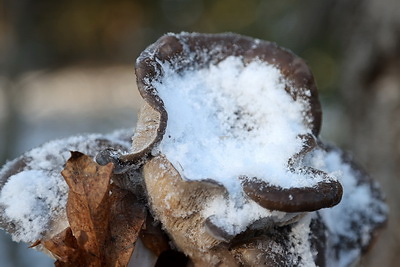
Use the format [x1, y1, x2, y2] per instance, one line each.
[0, 0, 399, 266]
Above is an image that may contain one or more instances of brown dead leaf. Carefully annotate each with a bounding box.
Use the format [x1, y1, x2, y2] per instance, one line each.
[44, 227, 93, 266]
[62, 151, 113, 261]
[29, 239, 41, 248]
[105, 185, 146, 266]
[43, 151, 146, 267]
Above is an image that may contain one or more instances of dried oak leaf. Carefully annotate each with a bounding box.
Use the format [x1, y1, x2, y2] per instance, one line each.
[63, 151, 112, 263]
[105, 184, 147, 266]
[43, 227, 92, 266]
[44, 151, 145, 267]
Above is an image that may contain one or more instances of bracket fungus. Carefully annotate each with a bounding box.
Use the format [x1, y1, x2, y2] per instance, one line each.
[0, 33, 388, 267]
[118, 33, 344, 212]
[97, 33, 386, 265]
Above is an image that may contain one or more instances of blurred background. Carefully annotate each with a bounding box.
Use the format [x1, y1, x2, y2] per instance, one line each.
[0, 0, 399, 266]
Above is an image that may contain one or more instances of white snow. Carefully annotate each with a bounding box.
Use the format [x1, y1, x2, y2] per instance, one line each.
[288, 214, 316, 267]
[0, 129, 132, 243]
[307, 147, 388, 266]
[202, 194, 290, 236]
[0, 170, 65, 243]
[155, 56, 317, 192]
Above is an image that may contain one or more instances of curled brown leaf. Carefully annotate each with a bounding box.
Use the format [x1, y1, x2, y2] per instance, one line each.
[44, 151, 146, 267]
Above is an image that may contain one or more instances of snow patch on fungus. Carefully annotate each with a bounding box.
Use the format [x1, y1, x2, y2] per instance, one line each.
[154, 56, 317, 193]
[0, 130, 132, 243]
[202, 194, 288, 236]
[307, 148, 388, 266]
[0, 170, 65, 242]
[288, 215, 315, 266]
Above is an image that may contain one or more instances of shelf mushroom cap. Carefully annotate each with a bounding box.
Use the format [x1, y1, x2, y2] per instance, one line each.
[125, 32, 342, 213]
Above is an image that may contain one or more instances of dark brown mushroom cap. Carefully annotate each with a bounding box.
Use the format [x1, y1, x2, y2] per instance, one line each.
[128, 32, 342, 214]
[125, 32, 322, 164]
[240, 171, 343, 212]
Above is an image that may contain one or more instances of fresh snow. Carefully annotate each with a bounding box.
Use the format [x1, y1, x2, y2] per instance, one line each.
[155, 56, 318, 192]
[202, 193, 290, 236]
[0, 170, 65, 243]
[309, 147, 388, 266]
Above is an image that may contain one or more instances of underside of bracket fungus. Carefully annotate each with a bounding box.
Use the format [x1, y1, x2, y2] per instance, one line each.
[0, 32, 388, 267]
